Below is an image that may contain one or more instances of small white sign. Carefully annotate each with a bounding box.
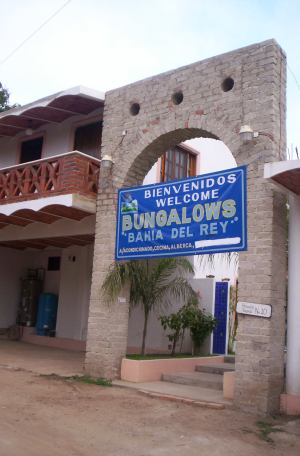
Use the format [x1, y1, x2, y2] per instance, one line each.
[237, 301, 272, 318]
[118, 297, 127, 303]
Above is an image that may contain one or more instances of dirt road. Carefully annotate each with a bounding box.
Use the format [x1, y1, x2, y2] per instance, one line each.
[0, 367, 299, 456]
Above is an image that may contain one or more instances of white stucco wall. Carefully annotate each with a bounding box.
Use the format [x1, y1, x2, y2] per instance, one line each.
[127, 278, 216, 354]
[0, 248, 29, 328]
[190, 278, 216, 355]
[0, 108, 103, 168]
[56, 244, 93, 340]
[27, 248, 61, 295]
[186, 138, 236, 174]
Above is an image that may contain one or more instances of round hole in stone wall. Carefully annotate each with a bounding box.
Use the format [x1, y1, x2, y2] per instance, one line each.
[221, 77, 234, 92]
[130, 102, 140, 116]
[172, 91, 184, 105]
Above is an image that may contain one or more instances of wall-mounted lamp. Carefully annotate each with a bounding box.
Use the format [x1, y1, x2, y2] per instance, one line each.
[239, 125, 259, 143]
[101, 155, 114, 169]
[239, 125, 274, 144]
[25, 120, 34, 136]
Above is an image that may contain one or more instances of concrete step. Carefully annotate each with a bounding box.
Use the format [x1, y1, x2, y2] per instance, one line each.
[113, 379, 233, 408]
[161, 371, 223, 390]
[224, 355, 235, 364]
[195, 363, 235, 375]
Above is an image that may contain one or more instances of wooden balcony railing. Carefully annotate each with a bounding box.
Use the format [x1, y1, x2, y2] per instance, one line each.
[0, 151, 100, 205]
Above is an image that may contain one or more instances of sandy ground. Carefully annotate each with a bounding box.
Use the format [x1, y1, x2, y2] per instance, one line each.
[0, 340, 84, 376]
[0, 367, 299, 456]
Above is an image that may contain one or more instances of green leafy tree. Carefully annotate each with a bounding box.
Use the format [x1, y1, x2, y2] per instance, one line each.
[188, 306, 217, 355]
[102, 258, 195, 355]
[160, 296, 217, 356]
[160, 312, 183, 356]
[159, 296, 197, 355]
[0, 82, 19, 112]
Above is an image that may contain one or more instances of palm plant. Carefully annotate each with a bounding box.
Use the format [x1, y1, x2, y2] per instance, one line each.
[102, 257, 195, 355]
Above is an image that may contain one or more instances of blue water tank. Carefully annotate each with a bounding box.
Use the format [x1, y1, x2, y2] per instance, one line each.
[36, 293, 58, 336]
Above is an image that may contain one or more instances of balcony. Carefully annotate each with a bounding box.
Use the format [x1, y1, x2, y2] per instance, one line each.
[0, 151, 100, 229]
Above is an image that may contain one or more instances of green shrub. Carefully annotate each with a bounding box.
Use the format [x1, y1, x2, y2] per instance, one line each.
[160, 297, 217, 355]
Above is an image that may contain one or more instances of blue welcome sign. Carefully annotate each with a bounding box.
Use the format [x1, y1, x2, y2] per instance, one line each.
[115, 166, 247, 260]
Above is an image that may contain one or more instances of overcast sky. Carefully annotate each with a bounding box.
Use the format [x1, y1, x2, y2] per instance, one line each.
[1, 0, 300, 151]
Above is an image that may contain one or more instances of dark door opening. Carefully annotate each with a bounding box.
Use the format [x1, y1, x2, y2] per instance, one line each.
[20, 137, 43, 164]
[74, 121, 102, 158]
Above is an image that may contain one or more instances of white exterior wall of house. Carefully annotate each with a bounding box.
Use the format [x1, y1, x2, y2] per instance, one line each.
[56, 244, 93, 341]
[189, 277, 216, 355]
[0, 247, 29, 328]
[127, 278, 216, 355]
[26, 248, 62, 295]
[0, 138, 16, 169]
[0, 108, 103, 166]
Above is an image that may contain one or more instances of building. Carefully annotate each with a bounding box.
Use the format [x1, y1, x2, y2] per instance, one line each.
[0, 86, 104, 349]
[0, 86, 227, 354]
[0, 40, 293, 415]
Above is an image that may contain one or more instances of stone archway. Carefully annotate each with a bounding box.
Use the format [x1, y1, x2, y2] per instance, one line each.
[85, 39, 287, 415]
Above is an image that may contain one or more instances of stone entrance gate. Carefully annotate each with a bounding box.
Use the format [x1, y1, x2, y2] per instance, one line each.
[85, 39, 287, 414]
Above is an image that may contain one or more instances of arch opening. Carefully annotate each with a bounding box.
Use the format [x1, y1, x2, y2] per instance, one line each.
[123, 127, 239, 358]
[122, 128, 220, 188]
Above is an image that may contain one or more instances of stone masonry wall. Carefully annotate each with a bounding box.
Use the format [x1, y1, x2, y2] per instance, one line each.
[85, 39, 287, 414]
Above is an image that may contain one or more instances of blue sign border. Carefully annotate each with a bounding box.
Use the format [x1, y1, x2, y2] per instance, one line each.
[115, 166, 247, 260]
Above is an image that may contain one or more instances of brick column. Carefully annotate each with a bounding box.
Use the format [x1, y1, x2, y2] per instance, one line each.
[85, 166, 130, 378]
[234, 162, 287, 414]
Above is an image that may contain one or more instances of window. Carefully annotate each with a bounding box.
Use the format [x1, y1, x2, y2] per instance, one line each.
[20, 137, 43, 164]
[160, 146, 196, 182]
[74, 121, 102, 158]
[47, 256, 61, 271]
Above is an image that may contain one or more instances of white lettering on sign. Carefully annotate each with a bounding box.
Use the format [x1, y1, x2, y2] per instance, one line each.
[237, 302, 272, 318]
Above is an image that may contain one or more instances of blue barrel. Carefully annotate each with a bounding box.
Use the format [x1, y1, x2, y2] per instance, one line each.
[36, 293, 58, 336]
